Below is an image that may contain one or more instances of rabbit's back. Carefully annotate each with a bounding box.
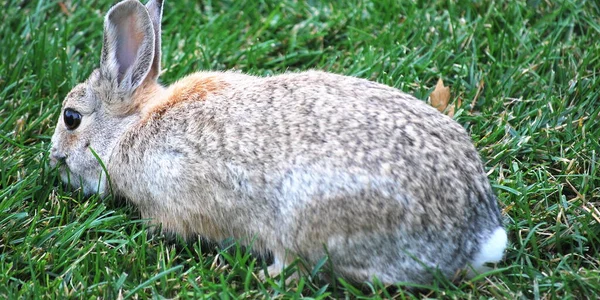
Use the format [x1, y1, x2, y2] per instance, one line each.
[175, 70, 497, 213]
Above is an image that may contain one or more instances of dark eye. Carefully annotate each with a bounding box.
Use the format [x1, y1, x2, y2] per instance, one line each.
[64, 109, 82, 130]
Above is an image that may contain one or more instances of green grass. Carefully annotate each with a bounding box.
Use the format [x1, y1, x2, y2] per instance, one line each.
[1, 0, 599, 298]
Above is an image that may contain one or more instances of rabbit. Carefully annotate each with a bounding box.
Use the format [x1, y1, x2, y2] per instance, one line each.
[49, 0, 508, 285]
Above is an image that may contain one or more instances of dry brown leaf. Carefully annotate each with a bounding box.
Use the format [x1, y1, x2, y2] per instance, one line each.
[429, 78, 462, 117]
[430, 78, 451, 113]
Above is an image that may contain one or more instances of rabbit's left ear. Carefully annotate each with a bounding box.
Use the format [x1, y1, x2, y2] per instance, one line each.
[145, 0, 163, 81]
[100, 0, 155, 93]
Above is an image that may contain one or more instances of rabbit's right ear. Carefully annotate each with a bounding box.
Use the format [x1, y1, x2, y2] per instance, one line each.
[100, 0, 155, 94]
[145, 0, 163, 81]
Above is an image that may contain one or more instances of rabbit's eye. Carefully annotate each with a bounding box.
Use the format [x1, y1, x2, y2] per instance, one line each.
[64, 109, 82, 130]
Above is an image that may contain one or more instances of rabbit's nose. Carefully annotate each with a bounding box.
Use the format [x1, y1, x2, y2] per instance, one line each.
[49, 147, 67, 166]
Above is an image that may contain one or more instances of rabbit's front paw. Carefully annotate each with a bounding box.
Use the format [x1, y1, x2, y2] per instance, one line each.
[258, 257, 299, 284]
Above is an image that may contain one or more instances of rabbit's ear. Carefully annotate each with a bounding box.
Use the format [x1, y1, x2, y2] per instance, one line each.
[145, 0, 163, 81]
[100, 0, 155, 92]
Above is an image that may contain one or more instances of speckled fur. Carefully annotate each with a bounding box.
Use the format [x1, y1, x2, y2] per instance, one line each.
[50, 0, 506, 284]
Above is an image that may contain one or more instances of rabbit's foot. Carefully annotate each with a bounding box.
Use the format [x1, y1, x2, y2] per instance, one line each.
[258, 257, 299, 284]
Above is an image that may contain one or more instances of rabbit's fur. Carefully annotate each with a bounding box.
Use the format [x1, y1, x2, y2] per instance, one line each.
[50, 0, 507, 284]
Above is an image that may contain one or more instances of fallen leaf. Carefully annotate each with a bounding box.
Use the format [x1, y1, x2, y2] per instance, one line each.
[429, 78, 462, 117]
[430, 78, 451, 113]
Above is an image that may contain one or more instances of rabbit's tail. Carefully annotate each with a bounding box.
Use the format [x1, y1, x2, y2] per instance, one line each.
[467, 226, 508, 277]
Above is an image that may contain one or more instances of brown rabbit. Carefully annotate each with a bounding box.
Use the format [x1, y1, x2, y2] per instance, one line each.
[50, 0, 507, 284]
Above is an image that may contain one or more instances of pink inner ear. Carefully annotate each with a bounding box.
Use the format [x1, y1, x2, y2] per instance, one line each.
[116, 15, 143, 81]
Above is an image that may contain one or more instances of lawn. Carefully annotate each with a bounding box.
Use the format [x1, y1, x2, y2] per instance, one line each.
[1, 0, 599, 298]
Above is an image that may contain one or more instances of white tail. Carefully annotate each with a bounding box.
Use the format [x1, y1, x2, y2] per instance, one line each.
[468, 227, 508, 277]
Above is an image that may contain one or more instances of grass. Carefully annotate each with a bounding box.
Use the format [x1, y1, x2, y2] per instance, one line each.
[1, 0, 599, 298]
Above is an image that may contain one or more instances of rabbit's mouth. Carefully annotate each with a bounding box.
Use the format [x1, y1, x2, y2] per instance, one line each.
[63, 170, 108, 196]
[51, 159, 108, 196]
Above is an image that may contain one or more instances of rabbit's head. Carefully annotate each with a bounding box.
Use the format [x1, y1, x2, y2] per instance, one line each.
[50, 0, 163, 195]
